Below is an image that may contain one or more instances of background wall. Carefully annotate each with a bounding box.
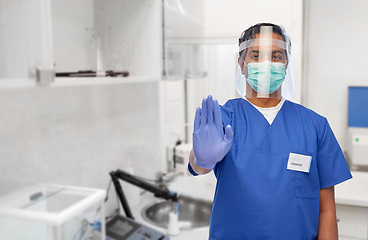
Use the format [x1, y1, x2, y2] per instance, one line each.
[0, 82, 162, 214]
[303, 0, 368, 150]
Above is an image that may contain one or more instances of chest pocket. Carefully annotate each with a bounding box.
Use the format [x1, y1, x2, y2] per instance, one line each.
[292, 153, 319, 199]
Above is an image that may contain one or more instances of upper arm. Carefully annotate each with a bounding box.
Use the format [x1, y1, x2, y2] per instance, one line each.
[317, 119, 352, 189]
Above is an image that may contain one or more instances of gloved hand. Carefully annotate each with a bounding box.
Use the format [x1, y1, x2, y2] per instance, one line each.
[193, 95, 233, 169]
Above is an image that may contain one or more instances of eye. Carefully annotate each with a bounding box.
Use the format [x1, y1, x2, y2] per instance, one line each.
[272, 53, 284, 62]
[251, 53, 259, 60]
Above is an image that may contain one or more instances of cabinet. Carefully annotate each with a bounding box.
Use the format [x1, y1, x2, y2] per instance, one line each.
[0, 0, 162, 86]
[335, 171, 368, 240]
[337, 204, 368, 240]
[0, 0, 53, 81]
[0, 0, 207, 85]
[54, 0, 162, 79]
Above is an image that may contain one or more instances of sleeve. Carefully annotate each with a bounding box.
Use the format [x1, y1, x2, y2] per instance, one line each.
[188, 162, 199, 176]
[213, 101, 234, 177]
[219, 101, 234, 129]
[317, 119, 352, 189]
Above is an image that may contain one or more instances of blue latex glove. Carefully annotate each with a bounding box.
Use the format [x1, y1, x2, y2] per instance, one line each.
[193, 95, 233, 169]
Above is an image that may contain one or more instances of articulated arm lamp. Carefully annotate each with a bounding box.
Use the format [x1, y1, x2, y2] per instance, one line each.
[109, 169, 178, 220]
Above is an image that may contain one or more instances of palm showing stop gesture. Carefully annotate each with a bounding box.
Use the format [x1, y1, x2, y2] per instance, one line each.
[192, 95, 233, 169]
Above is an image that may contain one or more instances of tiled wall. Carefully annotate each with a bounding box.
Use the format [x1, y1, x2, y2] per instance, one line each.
[0, 81, 161, 213]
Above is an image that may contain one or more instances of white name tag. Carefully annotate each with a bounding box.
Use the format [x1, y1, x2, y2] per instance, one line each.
[287, 153, 312, 173]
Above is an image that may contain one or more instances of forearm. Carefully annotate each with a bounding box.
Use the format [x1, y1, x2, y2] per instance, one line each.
[318, 211, 338, 239]
[189, 149, 212, 175]
[318, 186, 338, 240]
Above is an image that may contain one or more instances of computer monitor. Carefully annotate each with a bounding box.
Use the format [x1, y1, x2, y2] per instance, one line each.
[348, 86, 368, 128]
[347, 86, 368, 168]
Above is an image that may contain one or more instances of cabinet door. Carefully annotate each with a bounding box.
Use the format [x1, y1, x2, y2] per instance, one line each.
[0, 0, 54, 80]
[336, 204, 368, 239]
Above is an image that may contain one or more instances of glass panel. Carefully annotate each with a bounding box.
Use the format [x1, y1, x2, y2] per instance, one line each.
[0, 183, 95, 213]
[0, 183, 104, 240]
[26, 188, 94, 213]
[163, 0, 205, 79]
[166, 43, 206, 79]
[0, 183, 63, 210]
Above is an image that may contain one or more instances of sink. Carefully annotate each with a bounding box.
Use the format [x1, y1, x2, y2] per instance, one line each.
[141, 196, 212, 230]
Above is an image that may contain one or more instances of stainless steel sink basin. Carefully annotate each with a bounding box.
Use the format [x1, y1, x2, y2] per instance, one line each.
[141, 196, 212, 230]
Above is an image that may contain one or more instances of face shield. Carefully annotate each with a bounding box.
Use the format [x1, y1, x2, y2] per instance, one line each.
[236, 26, 294, 99]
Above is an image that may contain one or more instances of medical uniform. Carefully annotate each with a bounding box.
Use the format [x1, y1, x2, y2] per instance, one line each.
[189, 98, 352, 240]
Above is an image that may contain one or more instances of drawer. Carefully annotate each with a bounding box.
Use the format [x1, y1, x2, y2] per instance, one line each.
[336, 204, 368, 239]
[339, 237, 364, 240]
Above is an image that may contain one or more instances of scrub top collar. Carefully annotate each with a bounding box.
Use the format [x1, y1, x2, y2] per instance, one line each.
[243, 97, 286, 125]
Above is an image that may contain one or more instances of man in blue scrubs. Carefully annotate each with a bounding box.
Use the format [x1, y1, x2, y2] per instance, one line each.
[188, 23, 352, 239]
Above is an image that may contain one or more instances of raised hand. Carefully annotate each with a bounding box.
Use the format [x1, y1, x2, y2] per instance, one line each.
[192, 95, 233, 169]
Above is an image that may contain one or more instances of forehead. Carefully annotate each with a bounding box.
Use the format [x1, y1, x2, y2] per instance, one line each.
[248, 32, 285, 52]
[254, 32, 284, 41]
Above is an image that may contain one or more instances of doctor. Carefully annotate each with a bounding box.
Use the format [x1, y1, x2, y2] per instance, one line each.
[188, 23, 352, 240]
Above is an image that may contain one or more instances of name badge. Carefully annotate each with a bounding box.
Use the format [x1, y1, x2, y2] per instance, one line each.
[287, 153, 312, 173]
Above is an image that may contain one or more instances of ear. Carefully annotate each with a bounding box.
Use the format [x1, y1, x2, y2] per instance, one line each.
[238, 57, 248, 76]
[238, 57, 243, 67]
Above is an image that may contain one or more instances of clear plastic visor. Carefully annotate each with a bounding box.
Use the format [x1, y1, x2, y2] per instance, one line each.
[236, 26, 293, 99]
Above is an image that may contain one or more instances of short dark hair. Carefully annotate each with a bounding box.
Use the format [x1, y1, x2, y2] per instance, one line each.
[238, 23, 287, 56]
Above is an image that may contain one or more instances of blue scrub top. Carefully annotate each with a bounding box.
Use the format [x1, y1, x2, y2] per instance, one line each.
[189, 99, 352, 240]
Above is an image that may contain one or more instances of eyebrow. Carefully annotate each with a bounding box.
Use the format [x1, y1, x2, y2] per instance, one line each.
[272, 50, 284, 55]
[249, 50, 284, 54]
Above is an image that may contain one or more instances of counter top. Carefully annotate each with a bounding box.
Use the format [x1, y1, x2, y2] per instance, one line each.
[335, 171, 368, 207]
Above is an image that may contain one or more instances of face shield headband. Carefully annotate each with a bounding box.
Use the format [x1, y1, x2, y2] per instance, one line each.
[239, 38, 292, 56]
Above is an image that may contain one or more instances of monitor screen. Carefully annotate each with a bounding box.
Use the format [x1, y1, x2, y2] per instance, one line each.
[348, 86, 368, 127]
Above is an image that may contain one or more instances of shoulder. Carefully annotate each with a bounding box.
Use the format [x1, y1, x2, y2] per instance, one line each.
[222, 98, 244, 107]
[285, 100, 327, 123]
[219, 98, 244, 126]
[284, 100, 329, 138]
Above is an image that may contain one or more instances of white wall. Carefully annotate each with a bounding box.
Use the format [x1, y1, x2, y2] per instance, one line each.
[0, 82, 162, 215]
[204, 0, 297, 41]
[303, 0, 368, 150]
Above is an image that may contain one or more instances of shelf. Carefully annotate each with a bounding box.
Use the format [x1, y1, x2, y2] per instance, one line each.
[52, 76, 160, 87]
[0, 76, 160, 90]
